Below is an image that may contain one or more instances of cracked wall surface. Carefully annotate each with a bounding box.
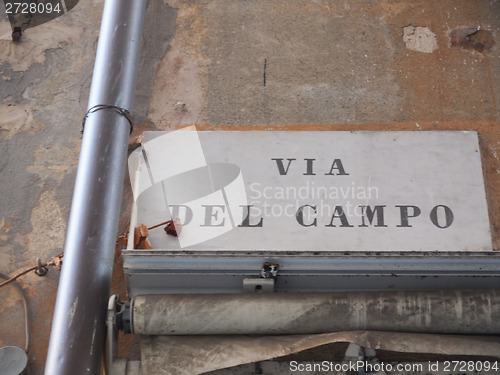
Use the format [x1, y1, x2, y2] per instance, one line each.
[0, 0, 499, 374]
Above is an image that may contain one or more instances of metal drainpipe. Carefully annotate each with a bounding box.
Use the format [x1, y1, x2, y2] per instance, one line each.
[45, 1, 146, 373]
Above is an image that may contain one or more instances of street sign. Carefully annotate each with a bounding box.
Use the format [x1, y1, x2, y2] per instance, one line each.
[130, 130, 492, 252]
[124, 130, 497, 294]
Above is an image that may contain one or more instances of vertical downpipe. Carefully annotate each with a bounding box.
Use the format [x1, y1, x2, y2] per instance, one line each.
[45, 0, 146, 373]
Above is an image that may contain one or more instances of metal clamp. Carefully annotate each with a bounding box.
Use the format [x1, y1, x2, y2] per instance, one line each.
[243, 262, 280, 293]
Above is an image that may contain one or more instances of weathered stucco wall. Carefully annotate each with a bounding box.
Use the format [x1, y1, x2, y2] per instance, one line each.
[0, 0, 499, 373]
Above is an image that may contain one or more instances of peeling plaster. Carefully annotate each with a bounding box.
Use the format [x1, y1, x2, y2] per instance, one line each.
[27, 138, 80, 184]
[0, 20, 84, 72]
[25, 190, 66, 259]
[402, 25, 438, 53]
[0, 103, 46, 139]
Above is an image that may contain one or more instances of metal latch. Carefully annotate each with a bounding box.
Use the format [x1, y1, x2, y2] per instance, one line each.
[242, 262, 279, 293]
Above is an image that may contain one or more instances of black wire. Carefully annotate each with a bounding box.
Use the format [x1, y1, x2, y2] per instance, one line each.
[0, 272, 30, 353]
[80, 104, 133, 135]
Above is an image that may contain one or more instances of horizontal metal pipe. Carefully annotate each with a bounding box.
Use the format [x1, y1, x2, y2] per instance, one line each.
[44, 0, 147, 374]
[132, 289, 500, 335]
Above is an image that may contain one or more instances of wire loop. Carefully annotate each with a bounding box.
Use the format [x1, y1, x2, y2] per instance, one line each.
[81, 104, 133, 135]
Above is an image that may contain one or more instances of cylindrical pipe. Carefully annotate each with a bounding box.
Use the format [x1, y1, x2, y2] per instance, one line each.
[132, 290, 500, 335]
[45, 1, 146, 374]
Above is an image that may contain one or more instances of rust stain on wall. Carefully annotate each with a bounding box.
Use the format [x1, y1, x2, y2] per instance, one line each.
[148, 1, 210, 126]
